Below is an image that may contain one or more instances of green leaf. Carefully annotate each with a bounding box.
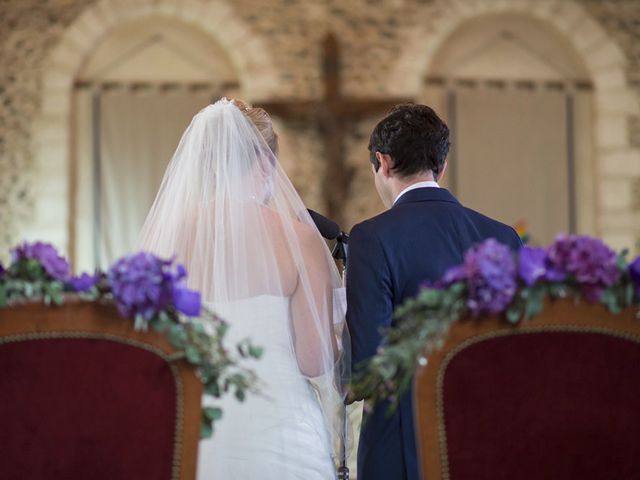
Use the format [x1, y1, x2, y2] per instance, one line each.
[151, 320, 167, 332]
[524, 298, 543, 319]
[617, 249, 629, 271]
[26, 259, 43, 279]
[601, 289, 621, 314]
[217, 322, 229, 337]
[203, 406, 223, 422]
[417, 289, 440, 307]
[449, 282, 467, 296]
[24, 282, 34, 298]
[168, 324, 188, 347]
[625, 283, 634, 307]
[152, 311, 174, 332]
[248, 345, 264, 359]
[192, 322, 205, 334]
[0, 283, 6, 307]
[506, 307, 521, 324]
[134, 314, 148, 331]
[200, 421, 213, 439]
[549, 284, 567, 299]
[78, 289, 99, 302]
[185, 345, 201, 364]
[523, 287, 544, 319]
[205, 381, 221, 397]
[48, 281, 64, 305]
[235, 389, 246, 402]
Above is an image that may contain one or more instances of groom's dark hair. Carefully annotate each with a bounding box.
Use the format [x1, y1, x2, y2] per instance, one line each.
[369, 103, 450, 179]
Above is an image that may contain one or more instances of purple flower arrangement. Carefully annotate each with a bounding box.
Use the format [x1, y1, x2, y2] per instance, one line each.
[437, 234, 633, 315]
[68, 272, 98, 293]
[444, 239, 517, 316]
[544, 235, 620, 301]
[108, 252, 201, 321]
[355, 234, 640, 408]
[1, 242, 201, 322]
[10, 241, 71, 281]
[0, 242, 259, 440]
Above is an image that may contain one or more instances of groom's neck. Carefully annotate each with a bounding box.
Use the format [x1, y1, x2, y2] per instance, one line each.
[389, 172, 438, 201]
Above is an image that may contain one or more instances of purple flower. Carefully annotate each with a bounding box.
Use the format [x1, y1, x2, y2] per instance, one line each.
[569, 239, 619, 285]
[545, 236, 572, 282]
[10, 241, 70, 281]
[442, 265, 468, 286]
[518, 247, 547, 286]
[0, 263, 5, 278]
[69, 273, 97, 292]
[173, 286, 202, 316]
[580, 284, 605, 303]
[107, 252, 201, 320]
[546, 235, 620, 302]
[421, 264, 468, 290]
[461, 239, 517, 316]
[629, 257, 640, 296]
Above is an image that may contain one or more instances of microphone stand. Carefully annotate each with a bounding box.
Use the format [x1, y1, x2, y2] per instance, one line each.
[332, 232, 350, 480]
[332, 232, 349, 271]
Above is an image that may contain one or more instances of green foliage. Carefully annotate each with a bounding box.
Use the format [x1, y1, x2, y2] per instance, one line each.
[200, 422, 213, 439]
[351, 282, 467, 408]
[0, 260, 262, 441]
[146, 306, 261, 438]
[353, 269, 640, 411]
[0, 283, 7, 308]
[1, 261, 67, 307]
[200, 406, 224, 439]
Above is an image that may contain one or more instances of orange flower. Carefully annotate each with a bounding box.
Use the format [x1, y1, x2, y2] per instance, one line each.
[514, 220, 527, 238]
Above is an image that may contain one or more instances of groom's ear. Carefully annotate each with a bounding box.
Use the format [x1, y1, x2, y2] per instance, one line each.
[436, 160, 448, 181]
[376, 152, 394, 178]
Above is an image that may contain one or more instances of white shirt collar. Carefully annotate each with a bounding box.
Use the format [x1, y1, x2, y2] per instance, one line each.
[394, 181, 440, 205]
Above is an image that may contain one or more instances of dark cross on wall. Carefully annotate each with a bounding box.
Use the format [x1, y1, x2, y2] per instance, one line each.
[258, 33, 411, 227]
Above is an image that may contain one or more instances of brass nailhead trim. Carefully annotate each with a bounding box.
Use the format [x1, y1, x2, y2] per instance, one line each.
[436, 325, 640, 480]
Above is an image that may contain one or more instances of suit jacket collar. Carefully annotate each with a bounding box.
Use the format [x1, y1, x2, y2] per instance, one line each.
[392, 187, 461, 208]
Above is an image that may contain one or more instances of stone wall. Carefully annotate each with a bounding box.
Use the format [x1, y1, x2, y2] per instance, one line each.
[0, 0, 99, 251]
[1, 0, 640, 257]
[581, 0, 640, 245]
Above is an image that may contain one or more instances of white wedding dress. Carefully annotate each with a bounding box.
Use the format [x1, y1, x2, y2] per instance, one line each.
[137, 100, 348, 480]
[197, 295, 336, 479]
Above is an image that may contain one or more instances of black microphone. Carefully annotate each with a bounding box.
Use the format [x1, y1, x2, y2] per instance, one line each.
[307, 209, 341, 240]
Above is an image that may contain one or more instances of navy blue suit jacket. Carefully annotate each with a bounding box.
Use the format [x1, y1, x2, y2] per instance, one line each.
[346, 187, 522, 480]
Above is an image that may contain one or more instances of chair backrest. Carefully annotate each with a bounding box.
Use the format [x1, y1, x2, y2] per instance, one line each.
[0, 300, 202, 480]
[414, 300, 640, 480]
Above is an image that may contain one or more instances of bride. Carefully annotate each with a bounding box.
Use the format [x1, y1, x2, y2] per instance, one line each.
[138, 98, 350, 479]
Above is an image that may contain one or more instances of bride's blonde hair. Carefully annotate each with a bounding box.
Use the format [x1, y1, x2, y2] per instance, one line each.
[231, 99, 279, 155]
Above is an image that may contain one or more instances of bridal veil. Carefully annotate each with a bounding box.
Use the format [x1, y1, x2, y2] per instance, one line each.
[138, 98, 350, 461]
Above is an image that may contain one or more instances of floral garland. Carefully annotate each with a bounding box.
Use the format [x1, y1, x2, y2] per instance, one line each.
[0, 242, 262, 439]
[352, 235, 640, 407]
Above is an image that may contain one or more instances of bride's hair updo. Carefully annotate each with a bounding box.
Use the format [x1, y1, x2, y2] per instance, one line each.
[231, 99, 279, 155]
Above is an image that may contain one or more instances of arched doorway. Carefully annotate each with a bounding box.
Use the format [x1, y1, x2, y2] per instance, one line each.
[390, 0, 640, 250]
[72, 16, 240, 270]
[423, 13, 593, 244]
[32, 0, 279, 268]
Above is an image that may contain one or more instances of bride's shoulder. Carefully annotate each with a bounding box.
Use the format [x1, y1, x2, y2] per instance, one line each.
[259, 205, 320, 245]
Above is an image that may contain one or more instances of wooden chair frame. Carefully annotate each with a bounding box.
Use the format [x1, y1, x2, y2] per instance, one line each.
[0, 300, 203, 480]
[414, 299, 640, 480]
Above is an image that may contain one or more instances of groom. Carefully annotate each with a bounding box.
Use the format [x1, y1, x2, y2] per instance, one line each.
[346, 104, 521, 479]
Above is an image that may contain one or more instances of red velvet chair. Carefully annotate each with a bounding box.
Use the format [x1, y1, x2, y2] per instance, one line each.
[414, 300, 640, 480]
[0, 301, 202, 480]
